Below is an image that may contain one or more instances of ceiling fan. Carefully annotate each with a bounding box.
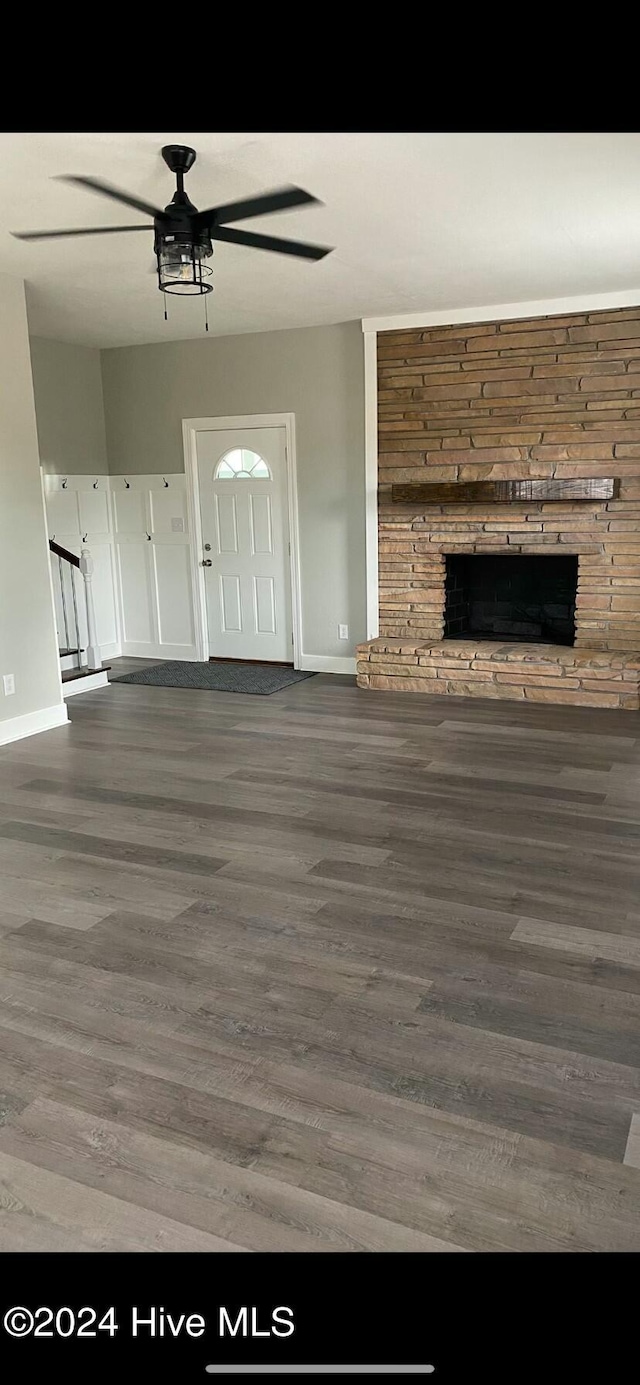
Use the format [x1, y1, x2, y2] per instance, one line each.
[13, 144, 333, 323]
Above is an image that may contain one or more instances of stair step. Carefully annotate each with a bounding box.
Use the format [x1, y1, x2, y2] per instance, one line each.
[59, 647, 79, 657]
[61, 666, 111, 684]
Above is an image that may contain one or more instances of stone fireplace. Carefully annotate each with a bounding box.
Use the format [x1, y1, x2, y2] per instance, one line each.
[356, 306, 640, 709]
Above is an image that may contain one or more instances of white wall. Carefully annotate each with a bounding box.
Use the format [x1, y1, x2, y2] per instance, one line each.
[30, 337, 108, 476]
[101, 322, 366, 661]
[0, 276, 66, 743]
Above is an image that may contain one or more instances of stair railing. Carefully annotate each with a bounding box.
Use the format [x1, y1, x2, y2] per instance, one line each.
[49, 540, 102, 672]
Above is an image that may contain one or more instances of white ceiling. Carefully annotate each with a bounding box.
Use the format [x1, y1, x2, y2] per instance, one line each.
[2, 131, 640, 349]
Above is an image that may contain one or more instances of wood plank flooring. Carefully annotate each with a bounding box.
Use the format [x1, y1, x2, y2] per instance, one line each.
[0, 659, 639, 1251]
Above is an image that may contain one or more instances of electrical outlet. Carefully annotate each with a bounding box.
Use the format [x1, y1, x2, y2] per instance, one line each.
[171, 517, 185, 533]
[3, 673, 15, 696]
[338, 624, 349, 641]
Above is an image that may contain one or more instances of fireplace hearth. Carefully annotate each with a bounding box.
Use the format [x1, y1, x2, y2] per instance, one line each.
[444, 554, 578, 646]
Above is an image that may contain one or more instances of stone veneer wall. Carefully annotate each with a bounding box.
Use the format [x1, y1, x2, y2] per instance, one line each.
[356, 306, 640, 709]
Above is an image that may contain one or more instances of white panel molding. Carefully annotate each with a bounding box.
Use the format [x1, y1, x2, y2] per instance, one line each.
[45, 472, 199, 664]
[110, 473, 198, 661]
[254, 575, 276, 634]
[115, 640, 194, 660]
[43, 472, 122, 661]
[116, 538, 156, 647]
[0, 702, 68, 747]
[361, 287, 640, 335]
[220, 574, 242, 633]
[62, 670, 110, 698]
[215, 492, 239, 553]
[299, 654, 356, 674]
[153, 543, 196, 649]
[182, 414, 303, 668]
[249, 492, 273, 555]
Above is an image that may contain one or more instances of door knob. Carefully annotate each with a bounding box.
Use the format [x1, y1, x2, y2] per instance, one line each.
[201, 558, 212, 567]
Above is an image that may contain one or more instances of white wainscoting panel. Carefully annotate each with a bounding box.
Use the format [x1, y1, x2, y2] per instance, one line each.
[113, 487, 147, 535]
[154, 544, 196, 648]
[44, 475, 121, 661]
[110, 474, 198, 660]
[118, 540, 155, 645]
[44, 473, 198, 664]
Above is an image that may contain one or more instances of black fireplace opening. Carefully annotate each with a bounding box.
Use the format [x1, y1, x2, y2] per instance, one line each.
[444, 553, 578, 645]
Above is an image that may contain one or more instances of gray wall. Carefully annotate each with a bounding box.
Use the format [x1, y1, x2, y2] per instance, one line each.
[101, 321, 366, 659]
[30, 336, 108, 475]
[0, 278, 63, 724]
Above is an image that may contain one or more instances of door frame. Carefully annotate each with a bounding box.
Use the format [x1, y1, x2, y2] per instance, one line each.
[182, 412, 302, 667]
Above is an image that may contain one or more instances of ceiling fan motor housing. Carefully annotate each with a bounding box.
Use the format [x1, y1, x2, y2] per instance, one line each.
[154, 212, 213, 263]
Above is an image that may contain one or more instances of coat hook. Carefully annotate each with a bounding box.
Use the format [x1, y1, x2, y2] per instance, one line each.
[124, 478, 130, 488]
[146, 531, 151, 541]
[93, 478, 99, 489]
[162, 476, 169, 488]
[61, 478, 67, 489]
[82, 532, 88, 543]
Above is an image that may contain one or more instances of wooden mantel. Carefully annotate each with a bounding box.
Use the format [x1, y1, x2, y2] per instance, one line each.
[390, 478, 619, 505]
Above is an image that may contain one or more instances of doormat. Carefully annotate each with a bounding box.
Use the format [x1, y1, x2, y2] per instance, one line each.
[112, 660, 316, 695]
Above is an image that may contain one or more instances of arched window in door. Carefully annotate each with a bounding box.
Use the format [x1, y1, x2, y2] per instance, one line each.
[215, 448, 271, 480]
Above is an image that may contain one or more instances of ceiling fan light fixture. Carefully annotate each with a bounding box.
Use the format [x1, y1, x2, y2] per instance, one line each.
[157, 236, 213, 296]
[13, 144, 333, 334]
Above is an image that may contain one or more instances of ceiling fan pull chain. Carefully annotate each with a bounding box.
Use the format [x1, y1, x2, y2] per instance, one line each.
[204, 294, 209, 333]
[163, 291, 168, 323]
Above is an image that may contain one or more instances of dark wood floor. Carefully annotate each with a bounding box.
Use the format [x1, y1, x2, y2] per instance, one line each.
[0, 660, 639, 1251]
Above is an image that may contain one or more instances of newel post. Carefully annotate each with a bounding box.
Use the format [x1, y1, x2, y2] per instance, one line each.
[80, 547, 101, 670]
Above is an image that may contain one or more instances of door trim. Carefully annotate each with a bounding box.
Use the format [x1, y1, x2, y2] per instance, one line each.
[182, 412, 302, 667]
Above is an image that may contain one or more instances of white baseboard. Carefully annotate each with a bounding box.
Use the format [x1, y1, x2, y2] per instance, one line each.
[62, 671, 110, 699]
[298, 654, 357, 675]
[120, 642, 199, 660]
[0, 701, 69, 747]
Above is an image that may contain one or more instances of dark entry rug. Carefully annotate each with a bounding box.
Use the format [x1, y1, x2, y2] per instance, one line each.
[112, 660, 316, 695]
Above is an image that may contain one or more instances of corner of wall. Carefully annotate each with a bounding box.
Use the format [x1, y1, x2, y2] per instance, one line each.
[0, 278, 66, 737]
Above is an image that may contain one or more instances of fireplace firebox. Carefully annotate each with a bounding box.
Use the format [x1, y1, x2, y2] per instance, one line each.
[444, 553, 578, 645]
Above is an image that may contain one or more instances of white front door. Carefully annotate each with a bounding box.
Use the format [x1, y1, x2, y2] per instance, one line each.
[195, 425, 292, 662]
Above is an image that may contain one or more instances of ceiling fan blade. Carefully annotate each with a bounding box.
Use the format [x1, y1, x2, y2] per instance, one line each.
[12, 224, 153, 241]
[56, 175, 164, 221]
[211, 225, 333, 261]
[196, 185, 320, 229]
